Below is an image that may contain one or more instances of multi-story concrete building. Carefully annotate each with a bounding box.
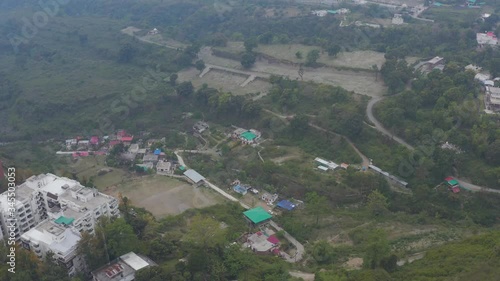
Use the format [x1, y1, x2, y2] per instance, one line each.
[0, 173, 120, 276]
[0, 173, 119, 241]
[20, 220, 85, 277]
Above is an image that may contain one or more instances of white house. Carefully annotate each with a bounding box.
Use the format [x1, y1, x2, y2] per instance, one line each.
[477, 32, 498, 46]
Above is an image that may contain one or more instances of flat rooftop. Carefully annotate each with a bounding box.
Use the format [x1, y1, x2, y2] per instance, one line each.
[21, 220, 81, 254]
[0, 173, 116, 221]
[92, 252, 156, 281]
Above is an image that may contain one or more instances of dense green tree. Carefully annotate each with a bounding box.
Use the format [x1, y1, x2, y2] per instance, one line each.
[305, 192, 329, 226]
[77, 229, 108, 271]
[185, 215, 227, 250]
[244, 37, 258, 52]
[117, 43, 136, 63]
[135, 266, 170, 281]
[169, 73, 178, 86]
[39, 252, 71, 281]
[326, 44, 341, 57]
[289, 114, 309, 138]
[295, 51, 302, 59]
[306, 49, 320, 66]
[363, 229, 391, 269]
[195, 59, 205, 72]
[104, 218, 140, 259]
[366, 190, 389, 216]
[241, 52, 256, 68]
[485, 140, 500, 165]
[176, 81, 194, 97]
[312, 240, 335, 264]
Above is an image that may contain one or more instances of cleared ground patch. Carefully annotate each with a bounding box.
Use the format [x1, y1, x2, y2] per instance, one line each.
[177, 67, 271, 96]
[199, 48, 386, 97]
[66, 156, 129, 189]
[218, 42, 387, 70]
[103, 175, 223, 218]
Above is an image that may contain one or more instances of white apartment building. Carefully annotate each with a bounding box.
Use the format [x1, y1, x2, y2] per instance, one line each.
[0, 173, 120, 275]
[0, 173, 119, 241]
[20, 220, 85, 277]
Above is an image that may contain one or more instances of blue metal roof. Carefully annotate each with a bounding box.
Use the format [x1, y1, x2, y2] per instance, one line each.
[276, 200, 296, 211]
[154, 148, 161, 155]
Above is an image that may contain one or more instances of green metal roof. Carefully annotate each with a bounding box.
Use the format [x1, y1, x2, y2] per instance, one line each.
[447, 179, 459, 186]
[241, 131, 257, 141]
[179, 165, 186, 171]
[243, 206, 272, 224]
[54, 216, 74, 225]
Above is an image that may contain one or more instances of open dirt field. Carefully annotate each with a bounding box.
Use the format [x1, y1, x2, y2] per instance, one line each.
[199, 47, 387, 97]
[67, 156, 129, 189]
[103, 175, 223, 218]
[218, 42, 387, 70]
[177, 67, 272, 96]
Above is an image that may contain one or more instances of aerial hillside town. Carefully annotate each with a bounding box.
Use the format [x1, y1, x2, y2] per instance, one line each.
[0, 0, 500, 280]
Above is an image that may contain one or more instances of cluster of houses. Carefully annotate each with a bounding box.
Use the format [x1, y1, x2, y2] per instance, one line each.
[415, 56, 446, 74]
[62, 130, 180, 175]
[193, 121, 209, 134]
[314, 157, 349, 172]
[476, 31, 498, 48]
[63, 129, 135, 158]
[467, 64, 500, 114]
[311, 8, 350, 17]
[231, 128, 262, 145]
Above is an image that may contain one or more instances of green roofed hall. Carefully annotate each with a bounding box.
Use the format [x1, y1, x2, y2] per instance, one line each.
[241, 131, 257, 141]
[54, 216, 74, 225]
[447, 179, 459, 186]
[243, 206, 272, 224]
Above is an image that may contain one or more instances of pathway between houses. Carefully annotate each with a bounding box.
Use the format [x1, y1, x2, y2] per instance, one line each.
[174, 149, 306, 263]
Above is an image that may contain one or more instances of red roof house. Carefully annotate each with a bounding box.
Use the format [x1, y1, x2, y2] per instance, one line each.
[451, 187, 460, 193]
[117, 130, 128, 138]
[109, 140, 121, 147]
[121, 136, 134, 142]
[90, 136, 99, 145]
[267, 235, 280, 245]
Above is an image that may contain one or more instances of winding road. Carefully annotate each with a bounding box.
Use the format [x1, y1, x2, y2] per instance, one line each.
[366, 97, 500, 194]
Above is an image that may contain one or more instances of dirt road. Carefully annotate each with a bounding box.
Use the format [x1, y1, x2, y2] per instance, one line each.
[263, 109, 371, 167]
[366, 97, 500, 194]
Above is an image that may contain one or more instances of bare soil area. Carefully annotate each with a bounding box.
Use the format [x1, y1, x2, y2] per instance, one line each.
[344, 257, 364, 270]
[103, 175, 223, 218]
[199, 47, 386, 97]
[219, 43, 387, 70]
[177, 67, 271, 96]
